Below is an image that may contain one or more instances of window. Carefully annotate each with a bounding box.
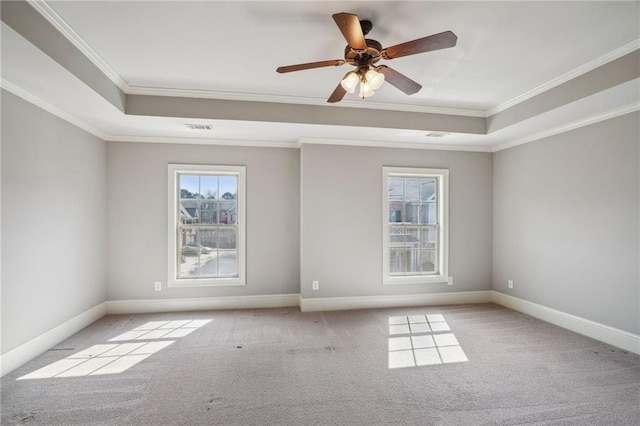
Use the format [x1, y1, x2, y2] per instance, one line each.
[168, 164, 246, 287]
[382, 167, 448, 284]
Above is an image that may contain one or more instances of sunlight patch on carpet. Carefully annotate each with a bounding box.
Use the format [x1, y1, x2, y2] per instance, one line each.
[18, 319, 212, 380]
[388, 314, 468, 369]
[109, 319, 212, 341]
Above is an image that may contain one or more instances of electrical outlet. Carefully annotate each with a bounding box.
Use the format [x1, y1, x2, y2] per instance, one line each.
[312, 281, 319, 291]
[154, 281, 162, 291]
[508, 280, 513, 289]
[447, 276, 454, 286]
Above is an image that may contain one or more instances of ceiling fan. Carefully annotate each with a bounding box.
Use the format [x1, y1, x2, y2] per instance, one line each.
[276, 12, 458, 103]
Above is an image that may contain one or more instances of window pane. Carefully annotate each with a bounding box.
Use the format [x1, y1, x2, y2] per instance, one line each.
[389, 225, 405, 248]
[405, 178, 420, 201]
[180, 174, 200, 200]
[390, 249, 405, 274]
[421, 250, 437, 273]
[180, 199, 199, 224]
[219, 201, 237, 224]
[197, 249, 217, 276]
[195, 254, 217, 277]
[405, 227, 420, 249]
[194, 249, 237, 277]
[388, 177, 403, 200]
[217, 250, 238, 276]
[406, 202, 419, 224]
[420, 202, 437, 225]
[179, 228, 199, 278]
[218, 227, 236, 249]
[405, 250, 420, 274]
[219, 176, 238, 201]
[200, 175, 218, 200]
[179, 227, 197, 250]
[200, 228, 218, 250]
[200, 200, 217, 224]
[388, 201, 404, 223]
[420, 178, 436, 201]
[179, 256, 198, 278]
[420, 227, 437, 248]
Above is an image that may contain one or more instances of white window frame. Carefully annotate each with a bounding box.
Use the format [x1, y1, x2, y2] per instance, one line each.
[382, 167, 449, 285]
[167, 164, 246, 287]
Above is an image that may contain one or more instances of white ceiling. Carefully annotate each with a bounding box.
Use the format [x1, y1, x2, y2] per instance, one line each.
[1, 1, 639, 150]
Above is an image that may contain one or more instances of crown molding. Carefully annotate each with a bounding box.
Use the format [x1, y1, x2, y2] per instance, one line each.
[105, 135, 299, 149]
[1, 79, 109, 140]
[492, 102, 640, 152]
[26, 0, 130, 92]
[487, 38, 640, 117]
[298, 137, 493, 152]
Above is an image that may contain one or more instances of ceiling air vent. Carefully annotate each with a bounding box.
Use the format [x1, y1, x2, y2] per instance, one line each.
[425, 131, 450, 138]
[185, 124, 213, 130]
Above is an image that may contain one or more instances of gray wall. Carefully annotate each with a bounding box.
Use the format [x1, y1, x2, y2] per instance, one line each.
[1, 90, 107, 354]
[3, 86, 637, 360]
[493, 112, 639, 334]
[106, 142, 300, 300]
[300, 143, 493, 298]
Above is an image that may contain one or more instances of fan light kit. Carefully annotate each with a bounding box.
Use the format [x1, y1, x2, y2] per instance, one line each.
[340, 68, 385, 98]
[277, 12, 458, 103]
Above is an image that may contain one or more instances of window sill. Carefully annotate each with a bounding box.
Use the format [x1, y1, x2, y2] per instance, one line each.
[383, 275, 447, 285]
[168, 278, 246, 288]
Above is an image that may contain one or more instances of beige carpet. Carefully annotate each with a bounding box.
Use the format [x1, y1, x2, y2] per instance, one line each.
[2, 303, 639, 425]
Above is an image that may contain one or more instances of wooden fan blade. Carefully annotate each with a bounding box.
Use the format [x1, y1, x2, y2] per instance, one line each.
[277, 59, 345, 73]
[332, 13, 367, 51]
[382, 31, 457, 60]
[377, 65, 422, 95]
[327, 83, 347, 103]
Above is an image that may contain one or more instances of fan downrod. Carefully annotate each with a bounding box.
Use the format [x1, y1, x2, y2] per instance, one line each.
[360, 20, 373, 36]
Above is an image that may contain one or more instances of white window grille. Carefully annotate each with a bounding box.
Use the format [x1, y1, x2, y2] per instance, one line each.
[167, 164, 246, 287]
[382, 167, 449, 284]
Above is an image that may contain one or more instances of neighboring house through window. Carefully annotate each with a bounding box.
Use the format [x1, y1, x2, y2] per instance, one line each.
[168, 164, 246, 287]
[382, 167, 449, 284]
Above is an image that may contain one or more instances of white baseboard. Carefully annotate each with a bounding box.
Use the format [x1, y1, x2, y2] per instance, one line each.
[492, 291, 640, 354]
[105, 293, 300, 315]
[300, 290, 492, 312]
[0, 302, 107, 377]
[6, 291, 634, 378]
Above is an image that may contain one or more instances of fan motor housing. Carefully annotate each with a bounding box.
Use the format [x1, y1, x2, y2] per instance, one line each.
[344, 39, 383, 66]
